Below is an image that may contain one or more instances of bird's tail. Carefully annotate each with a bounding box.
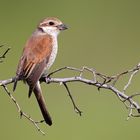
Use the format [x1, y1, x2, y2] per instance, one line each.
[33, 83, 52, 126]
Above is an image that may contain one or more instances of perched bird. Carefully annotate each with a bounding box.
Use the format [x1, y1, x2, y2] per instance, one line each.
[13, 17, 68, 126]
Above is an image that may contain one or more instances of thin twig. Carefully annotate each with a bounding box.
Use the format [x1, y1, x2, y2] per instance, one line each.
[63, 82, 82, 116]
[0, 47, 11, 62]
[2, 84, 45, 135]
[0, 47, 11, 58]
[123, 69, 139, 92]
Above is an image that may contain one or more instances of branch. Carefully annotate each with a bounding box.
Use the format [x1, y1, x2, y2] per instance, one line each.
[1, 63, 140, 134]
[2, 84, 45, 135]
[42, 64, 140, 118]
[0, 45, 11, 62]
[63, 82, 82, 116]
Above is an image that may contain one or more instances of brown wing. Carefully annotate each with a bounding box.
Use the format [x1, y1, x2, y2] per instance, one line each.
[14, 34, 53, 94]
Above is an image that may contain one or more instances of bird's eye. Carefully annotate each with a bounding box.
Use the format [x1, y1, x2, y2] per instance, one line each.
[48, 21, 55, 26]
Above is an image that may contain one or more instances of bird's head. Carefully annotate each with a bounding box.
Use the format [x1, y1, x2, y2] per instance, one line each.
[38, 17, 68, 36]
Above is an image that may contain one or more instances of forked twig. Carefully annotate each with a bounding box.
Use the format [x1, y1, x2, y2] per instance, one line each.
[2, 84, 45, 135]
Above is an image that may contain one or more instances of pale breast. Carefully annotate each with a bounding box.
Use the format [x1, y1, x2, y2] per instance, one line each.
[43, 37, 58, 74]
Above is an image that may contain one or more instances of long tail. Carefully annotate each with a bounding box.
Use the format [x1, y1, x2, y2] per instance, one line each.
[33, 82, 52, 126]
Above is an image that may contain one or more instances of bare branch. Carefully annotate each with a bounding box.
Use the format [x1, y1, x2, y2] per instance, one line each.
[123, 66, 140, 92]
[0, 47, 11, 59]
[43, 64, 140, 117]
[1, 63, 140, 134]
[0, 46, 11, 62]
[2, 84, 45, 135]
[63, 82, 82, 116]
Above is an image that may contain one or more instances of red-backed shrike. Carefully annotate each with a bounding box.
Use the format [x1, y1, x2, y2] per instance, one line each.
[13, 17, 68, 126]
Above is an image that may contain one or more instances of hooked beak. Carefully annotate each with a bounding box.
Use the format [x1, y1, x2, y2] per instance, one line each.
[57, 24, 68, 30]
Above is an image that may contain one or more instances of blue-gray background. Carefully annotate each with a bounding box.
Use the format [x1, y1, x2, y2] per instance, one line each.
[0, 0, 140, 139]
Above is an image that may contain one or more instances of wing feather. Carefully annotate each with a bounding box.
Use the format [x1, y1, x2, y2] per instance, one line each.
[14, 34, 53, 92]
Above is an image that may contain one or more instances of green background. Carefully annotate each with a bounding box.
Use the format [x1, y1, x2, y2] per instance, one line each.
[0, 0, 140, 139]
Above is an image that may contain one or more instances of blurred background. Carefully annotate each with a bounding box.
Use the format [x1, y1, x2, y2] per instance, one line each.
[0, 0, 140, 139]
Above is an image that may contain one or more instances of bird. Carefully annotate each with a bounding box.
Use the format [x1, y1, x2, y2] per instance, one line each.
[13, 17, 68, 126]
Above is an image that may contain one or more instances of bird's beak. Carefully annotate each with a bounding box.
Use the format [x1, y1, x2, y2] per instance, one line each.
[57, 24, 68, 30]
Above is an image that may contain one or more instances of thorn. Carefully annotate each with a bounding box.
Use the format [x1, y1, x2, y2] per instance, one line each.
[98, 87, 101, 91]
[20, 111, 23, 119]
[59, 82, 63, 85]
[137, 108, 140, 113]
